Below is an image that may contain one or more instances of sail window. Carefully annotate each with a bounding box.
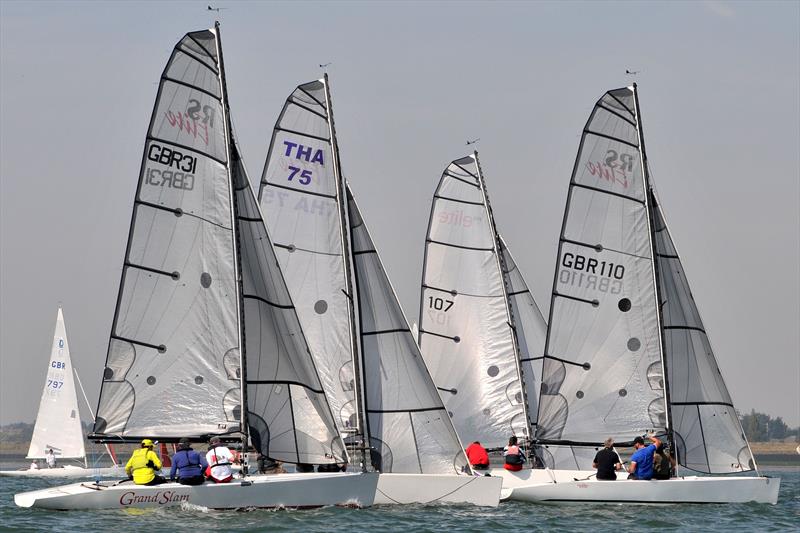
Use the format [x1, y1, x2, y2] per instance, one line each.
[200, 272, 212, 288]
[194, 376, 204, 385]
[487, 365, 499, 377]
[314, 300, 328, 314]
[618, 298, 632, 312]
[627, 337, 641, 351]
[576, 390, 584, 399]
[146, 376, 156, 385]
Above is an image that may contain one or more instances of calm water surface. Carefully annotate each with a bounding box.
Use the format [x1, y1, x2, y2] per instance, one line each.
[1, 463, 796, 532]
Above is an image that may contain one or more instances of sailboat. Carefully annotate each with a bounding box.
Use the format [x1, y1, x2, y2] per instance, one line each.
[15, 24, 377, 510]
[418, 152, 561, 497]
[258, 76, 502, 506]
[512, 84, 779, 503]
[0, 307, 123, 478]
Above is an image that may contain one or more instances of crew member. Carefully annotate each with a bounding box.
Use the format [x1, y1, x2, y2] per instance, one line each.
[628, 435, 661, 480]
[593, 437, 623, 480]
[170, 438, 208, 485]
[125, 439, 165, 485]
[503, 436, 526, 472]
[205, 436, 237, 483]
[465, 441, 490, 470]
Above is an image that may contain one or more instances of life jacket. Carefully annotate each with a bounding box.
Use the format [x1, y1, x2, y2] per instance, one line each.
[126, 448, 162, 485]
[653, 449, 672, 480]
[504, 445, 525, 471]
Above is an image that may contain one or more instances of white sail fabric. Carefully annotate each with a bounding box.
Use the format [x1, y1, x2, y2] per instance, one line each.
[652, 196, 754, 473]
[93, 28, 240, 440]
[419, 155, 525, 449]
[28, 308, 86, 460]
[233, 144, 345, 465]
[348, 186, 468, 474]
[498, 236, 547, 429]
[538, 87, 665, 468]
[258, 80, 356, 432]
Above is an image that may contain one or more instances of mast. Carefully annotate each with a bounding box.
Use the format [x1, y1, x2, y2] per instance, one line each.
[214, 21, 249, 461]
[632, 83, 675, 459]
[322, 73, 367, 471]
[473, 151, 533, 442]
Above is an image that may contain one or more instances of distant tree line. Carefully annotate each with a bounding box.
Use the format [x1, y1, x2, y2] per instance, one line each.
[740, 410, 798, 441]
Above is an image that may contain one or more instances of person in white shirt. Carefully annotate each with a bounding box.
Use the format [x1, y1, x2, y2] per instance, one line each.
[30, 460, 39, 470]
[205, 436, 237, 483]
[45, 448, 57, 468]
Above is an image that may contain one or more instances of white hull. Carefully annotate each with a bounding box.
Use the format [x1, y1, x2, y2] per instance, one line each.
[14, 472, 378, 510]
[0, 465, 125, 479]
[500, 472, 780, 504]
[374, 473, 501, 507]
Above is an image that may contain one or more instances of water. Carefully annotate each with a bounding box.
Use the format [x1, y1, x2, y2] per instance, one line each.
[1, 467, 797, 532]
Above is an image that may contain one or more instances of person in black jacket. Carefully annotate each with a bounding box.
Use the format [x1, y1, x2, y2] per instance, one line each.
[170, 438, 208, 485]
[593, 437, 623, 480]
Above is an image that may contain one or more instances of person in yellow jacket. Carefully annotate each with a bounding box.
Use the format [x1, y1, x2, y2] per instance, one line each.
[125, 439, 166, 485]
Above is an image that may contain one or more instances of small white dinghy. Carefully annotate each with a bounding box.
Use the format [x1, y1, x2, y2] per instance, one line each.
[0, 307, 122, 479]
[14, 472, 378, 510]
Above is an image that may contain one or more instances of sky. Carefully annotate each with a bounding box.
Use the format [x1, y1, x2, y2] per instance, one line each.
[1, 1, 798, 429]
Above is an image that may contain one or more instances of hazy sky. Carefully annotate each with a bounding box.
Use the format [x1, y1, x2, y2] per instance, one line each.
[1, 1, 798, 429]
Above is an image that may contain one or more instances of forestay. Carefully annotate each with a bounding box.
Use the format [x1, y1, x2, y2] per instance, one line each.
[28, 307, 86, 460]
[93, 28, 240, 440]
[419, 155, 527, 449]
[348, 186, 468, 474]
[233, 143, 345, 465]
[652, 195, 754, 473]
[258, 80, 356, 433]
[498, 237, 547, 429]
[537, 87, 666, 469]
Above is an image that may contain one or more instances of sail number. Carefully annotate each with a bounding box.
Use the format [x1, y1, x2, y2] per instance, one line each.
[559, 252, 624, 295]
[287, 166, 312, 185]
[428, 297, 454, 312]
[47, 380, 64, 389]
[51, 361, 66, 369]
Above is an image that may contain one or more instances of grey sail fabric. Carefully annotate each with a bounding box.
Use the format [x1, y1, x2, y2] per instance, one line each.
[348, 185, 469, 474]
[233, 143, 345, 465]
[419, 155, 526, 449]
[537, 87, 666, 469]
[93, 29, 240, 440]
[652, 195, 753, 473]
[498, 236, 547, 429]
[258, 80, 357, 433]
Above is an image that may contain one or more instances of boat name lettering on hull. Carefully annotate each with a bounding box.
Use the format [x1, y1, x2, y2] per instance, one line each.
[119, 490, 191, 506]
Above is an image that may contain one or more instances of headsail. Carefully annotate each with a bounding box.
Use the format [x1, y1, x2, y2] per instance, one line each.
[652, 194, 754, 473]
[258, 79, 357, 433]
[537, 87, 666, 469]
[233, 142, 345, 464]
[28, 307, 85, 460]
[419, 154, 528, 449]
[348, 185, 468, 474]
[498, 236, 547, 429]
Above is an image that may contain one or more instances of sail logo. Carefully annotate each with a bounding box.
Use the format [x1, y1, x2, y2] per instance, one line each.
[164, 99, 215, 146]
[585, 150, 635, 189]
[439, 209, 481, 228]
[119, 490, 190, 506]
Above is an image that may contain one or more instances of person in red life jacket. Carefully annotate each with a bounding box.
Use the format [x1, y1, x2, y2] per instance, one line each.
[503, 435, 526, 472]
[465, 441, 490, 470]
[205, 436, 238, 483]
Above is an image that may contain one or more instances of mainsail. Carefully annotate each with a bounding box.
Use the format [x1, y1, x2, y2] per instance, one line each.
[260, 76, 470, 474]
[537, 86, 665, 469]
[348, 186, 468, 474]
[652, 193, 754, 473]
[418, 154, 535, 449]
[258, 78, 357, 433]
[92, 25, 344, 465]
[28, 307, 86, 461]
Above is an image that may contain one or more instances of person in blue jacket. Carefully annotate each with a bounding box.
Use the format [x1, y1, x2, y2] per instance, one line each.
[627, 434, 661, 480]
[170, 438, 208, 485]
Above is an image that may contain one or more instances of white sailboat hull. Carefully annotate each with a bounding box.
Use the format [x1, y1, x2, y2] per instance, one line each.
[374, 473, 502, 507]
[500, 472, 780, 504]
[0, 465, 125, 479]
[14, 472, 378, 510]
